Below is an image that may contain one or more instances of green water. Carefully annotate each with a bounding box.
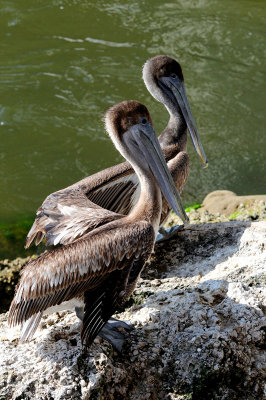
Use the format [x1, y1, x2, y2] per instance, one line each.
[1, 0, 265, 227]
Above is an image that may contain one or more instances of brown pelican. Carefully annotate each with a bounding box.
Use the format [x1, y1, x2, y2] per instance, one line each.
[143, 55, 208, 240]
[25, 55, 207, 248]
[9, 100, 188, 351]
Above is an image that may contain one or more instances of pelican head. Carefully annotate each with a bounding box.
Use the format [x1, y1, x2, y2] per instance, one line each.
[105, 100, 189, 224]
[143, 55, 208, 168]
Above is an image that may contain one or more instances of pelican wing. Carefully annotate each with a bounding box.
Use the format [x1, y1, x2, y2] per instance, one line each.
[25, 147, 175, 249]
[9, 220, 154, 331]
[25, 161, 139, 248]
[77, 147, 175, 214]
[25, 188, 125, 248]
[85, 172, 140, 215]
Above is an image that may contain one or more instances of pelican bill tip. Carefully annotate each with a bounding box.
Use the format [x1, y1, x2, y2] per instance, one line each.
[181, 219, 189, 228]
[181, 214, 190, 225]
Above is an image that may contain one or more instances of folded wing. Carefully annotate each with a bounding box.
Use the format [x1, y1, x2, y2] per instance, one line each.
[25, 162, 139, 248]
[9, 220, 155, 341]
[25, 187, 126, 248]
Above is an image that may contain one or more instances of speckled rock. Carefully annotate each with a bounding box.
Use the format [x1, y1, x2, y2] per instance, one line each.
[0, 221, 265, 400]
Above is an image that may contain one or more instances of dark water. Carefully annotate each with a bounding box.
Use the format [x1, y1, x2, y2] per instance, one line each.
[1, 0, 265, 224]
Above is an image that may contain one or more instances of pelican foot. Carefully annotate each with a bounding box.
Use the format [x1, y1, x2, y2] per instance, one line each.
[156, 224, 184, 243]
[98, 318, 133, 352]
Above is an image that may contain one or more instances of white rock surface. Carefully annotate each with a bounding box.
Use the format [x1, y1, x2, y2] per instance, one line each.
[0, 221, 265, 400]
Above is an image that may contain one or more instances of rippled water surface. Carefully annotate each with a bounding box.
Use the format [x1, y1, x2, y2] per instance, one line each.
[0, 0, 265, 223]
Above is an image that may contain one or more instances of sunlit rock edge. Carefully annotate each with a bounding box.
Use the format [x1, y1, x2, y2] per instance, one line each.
[0, 220, 265, 400]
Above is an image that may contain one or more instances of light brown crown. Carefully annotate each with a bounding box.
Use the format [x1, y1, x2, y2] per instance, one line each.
[105, 100, 153, 139]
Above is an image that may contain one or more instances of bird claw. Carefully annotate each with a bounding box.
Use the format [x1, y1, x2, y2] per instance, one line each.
[98, 318, 133, 352]
[75, 309, 133, 352]
[156, 224, 184, 243]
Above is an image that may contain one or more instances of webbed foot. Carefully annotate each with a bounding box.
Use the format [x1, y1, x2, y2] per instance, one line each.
[156, 224, 184, 243]
[98, 318, 133, 352]
[76, 308, 133, 352]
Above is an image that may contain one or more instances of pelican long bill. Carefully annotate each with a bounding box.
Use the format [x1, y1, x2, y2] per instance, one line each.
[160, 76, 208, 168]
[129, 121, 189, 224]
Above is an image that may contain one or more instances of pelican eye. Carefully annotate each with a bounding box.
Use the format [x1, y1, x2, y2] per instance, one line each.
[140, 117, 148, 125]
[170, 73, 177, 79]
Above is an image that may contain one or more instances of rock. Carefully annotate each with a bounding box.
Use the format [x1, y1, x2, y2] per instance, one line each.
[165, 192, 266, 230]
[0, 221, 266, 400]
[201, 190, 266, 216]
[0, 257, 31, 313]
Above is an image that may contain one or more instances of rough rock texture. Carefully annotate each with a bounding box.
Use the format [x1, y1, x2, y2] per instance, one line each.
[166, 193, 266, 228]
[201, 190, 266, 217]
[0, 221, 265, 400]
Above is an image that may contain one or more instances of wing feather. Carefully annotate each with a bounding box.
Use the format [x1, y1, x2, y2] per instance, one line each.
[9, 220, 154, 329]
[20, 312, 43, 342]
[25, 163, 138, 248]
[25, 189, 125, 248]
[87, 177, 139, 215]
[81, 257, 145, 347]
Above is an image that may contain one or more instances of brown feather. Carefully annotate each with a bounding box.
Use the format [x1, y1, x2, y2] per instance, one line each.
[9, 219, 154, 327]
